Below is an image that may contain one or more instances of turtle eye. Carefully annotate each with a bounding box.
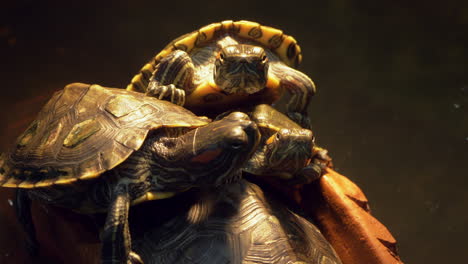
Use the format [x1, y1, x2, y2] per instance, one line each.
[262, 55, 268, 62]
[231, 142, 243, 149]
[219, 53, 225, 61]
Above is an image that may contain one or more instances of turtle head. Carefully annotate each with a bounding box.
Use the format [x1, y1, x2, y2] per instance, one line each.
[190, 112, 260, 186]
[256, 128, 315, 177]
[159, 112, 260, 187]
[214, 44, 269, 95]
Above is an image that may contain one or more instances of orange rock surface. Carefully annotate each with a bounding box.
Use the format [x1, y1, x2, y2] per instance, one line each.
[304, 168, 404, 264]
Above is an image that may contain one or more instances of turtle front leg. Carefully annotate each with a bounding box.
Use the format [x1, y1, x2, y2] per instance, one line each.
[271, 64, 316, 129]
[101, 185, 142, 264]
[146, 50, 196, 106]
[14, 189, 39, 256]
[287, 146, 333, 186]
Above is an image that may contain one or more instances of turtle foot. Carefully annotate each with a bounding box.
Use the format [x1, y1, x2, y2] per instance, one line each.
[146, 83, 185, 106]
[288, 164, 322, 186]
[312, 147, 333, 169]
[287, 147, 332, 186]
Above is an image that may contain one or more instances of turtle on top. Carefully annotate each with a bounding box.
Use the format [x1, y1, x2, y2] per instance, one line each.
[127, 20, 316, 129]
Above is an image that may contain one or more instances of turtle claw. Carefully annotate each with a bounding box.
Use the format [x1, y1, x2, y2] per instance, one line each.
[287, 147, 332, 186]
[146, 83, 186, 106]
[288, 164, 322, 186]
[128, 251, 144, 264]
[312, 147, 333, 169]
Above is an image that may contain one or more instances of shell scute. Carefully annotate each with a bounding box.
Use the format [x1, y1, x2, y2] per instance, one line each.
[63, 119, 102, 148]
[198, 23, 221, 44]
[115, 128, 147, 151]
[105, 94, 144, 118]
[174, 32, 198, 52]
[16, 121, 39, 148]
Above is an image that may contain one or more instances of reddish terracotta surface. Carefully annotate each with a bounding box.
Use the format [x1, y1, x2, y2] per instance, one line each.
[305, 168, 404, 264]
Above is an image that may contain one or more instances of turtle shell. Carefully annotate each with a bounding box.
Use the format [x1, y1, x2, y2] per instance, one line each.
[131, 179, 342, 264]
[0, 83, 209, 189]
[127, 20, 303, 93]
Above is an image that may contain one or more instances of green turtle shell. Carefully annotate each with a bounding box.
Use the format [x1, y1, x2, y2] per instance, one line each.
[132, 179, 341, 264]
[127, 20, 304, 93]
[0, 83, 209, 189]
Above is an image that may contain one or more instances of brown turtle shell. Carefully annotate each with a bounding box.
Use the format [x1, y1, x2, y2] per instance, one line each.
[131, 179, 342, 264]
[0, 83, 209, 188]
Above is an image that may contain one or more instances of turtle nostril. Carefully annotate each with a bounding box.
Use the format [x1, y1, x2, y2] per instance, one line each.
[226, 126, 249, 150]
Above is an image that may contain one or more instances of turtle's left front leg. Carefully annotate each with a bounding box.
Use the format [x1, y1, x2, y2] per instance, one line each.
[101, 184, 142, 264]
[286, 146, 333, 186]
[15, 189, 39, 256]
[271, 64, 316, 129]
[146, 50, 196, 106]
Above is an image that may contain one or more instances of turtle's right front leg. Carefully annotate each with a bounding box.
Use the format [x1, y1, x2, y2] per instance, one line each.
[101, 184, 142, 264]
[146, 50, 196, 106]
[287, 146, 333, 186]
[15, 189, 39, 256]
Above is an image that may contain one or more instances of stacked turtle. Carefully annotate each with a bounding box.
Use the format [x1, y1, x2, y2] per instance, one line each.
[127, 20, 316, 129]
[127, 20, 340, 263]
[0, 20, 340, 263]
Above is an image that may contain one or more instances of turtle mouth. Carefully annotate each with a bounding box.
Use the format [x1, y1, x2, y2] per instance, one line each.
[215, 64, 268, 95]
[218, 78, 265, 95]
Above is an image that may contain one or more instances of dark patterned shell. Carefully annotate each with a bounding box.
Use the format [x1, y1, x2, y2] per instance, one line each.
[0, 83, 209, 188]
[127, 20, 303, 93]
[132, 180, 341, 264]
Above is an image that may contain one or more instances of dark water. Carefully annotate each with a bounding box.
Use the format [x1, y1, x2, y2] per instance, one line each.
[0, 1, 466, 263]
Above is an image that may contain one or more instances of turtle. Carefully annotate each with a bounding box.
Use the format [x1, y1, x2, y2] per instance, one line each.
[127, 20, 316, 128]
[130, 179, 342, 264]
[242, 104, 331, 185]
[0, 83, 261, 264]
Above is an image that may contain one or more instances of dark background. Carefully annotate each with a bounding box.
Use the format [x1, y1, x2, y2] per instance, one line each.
[0, 0, 467, 263]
